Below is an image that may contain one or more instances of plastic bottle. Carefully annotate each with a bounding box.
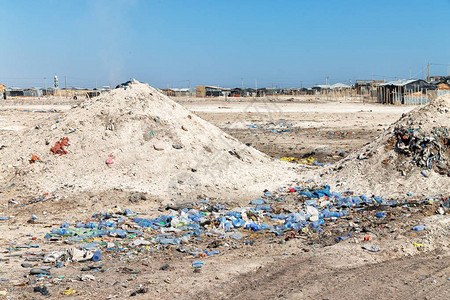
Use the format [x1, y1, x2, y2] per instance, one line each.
[322, 211, 339, 218]
[292, 223, 304, 230]
[232, 219, 245, 228]
[412, 225, 426, 231]
[226, 211, 241, 218]
[75, 222, 85, 228]
[310, 219, 324, 228]
[90, 229, 110, 237]
[260, 223, 271, 230]
[251, 198, 266, 205]
[256, 204, 272, 211]
[85, 222, 98, 229]
[204, 250, 220, 256]
[246, 222, 260, 231]
[375, 212, 386, 218]
[51, 228, 73, 236]
[109, 229, 127, 238]
[92, 250, 102, 262]
[186, 223, 200, 230]
[155, 237, 180, 245]
[223, 221, 232, 231]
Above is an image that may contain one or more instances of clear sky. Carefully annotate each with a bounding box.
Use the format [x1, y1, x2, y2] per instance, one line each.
[1, 0, 449, 89]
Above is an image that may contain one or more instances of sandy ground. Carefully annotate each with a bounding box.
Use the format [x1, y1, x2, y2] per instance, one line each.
[0, 96, 448, 299]
[182, 100, 414, 163]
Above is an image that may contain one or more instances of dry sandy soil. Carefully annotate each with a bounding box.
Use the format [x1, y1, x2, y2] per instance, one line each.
[0, 95, 448, 299]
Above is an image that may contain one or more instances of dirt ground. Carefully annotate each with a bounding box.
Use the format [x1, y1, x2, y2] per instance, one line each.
[0, 96, 448, 299]
[181, 99, 413, 163]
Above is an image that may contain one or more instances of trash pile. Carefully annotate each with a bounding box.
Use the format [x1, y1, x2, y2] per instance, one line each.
[321, 94, 450, 197]
[37, 185, 448, 262]
[392, 126, 449, 176]
[0, 81, 300, 202]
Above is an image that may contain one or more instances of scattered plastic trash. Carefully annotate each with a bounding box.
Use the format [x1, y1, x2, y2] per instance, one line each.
[30, 268, 51, 275]
[34, 286, 50, 296]
[50, 137, 70, 155]
[412, 225, 426, 231]
[362, 244, 381, 252]
[92, 250, 102, 262]
[192, 261, 204, 268]
[29, 154, 41, 164]
[375, 212, 386, 218]
[106, 153, 115, 165]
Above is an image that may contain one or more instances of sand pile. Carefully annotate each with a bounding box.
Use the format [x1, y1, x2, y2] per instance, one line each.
[0, 81, 299, 202]
[320, 94, 450, 198]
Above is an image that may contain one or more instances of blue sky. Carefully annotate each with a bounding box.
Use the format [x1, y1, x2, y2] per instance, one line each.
[0, 0, 449, 88]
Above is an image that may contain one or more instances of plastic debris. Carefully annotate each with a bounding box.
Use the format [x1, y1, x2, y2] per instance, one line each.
[362, 244, 381, 252]
[412, 225, 426, 231]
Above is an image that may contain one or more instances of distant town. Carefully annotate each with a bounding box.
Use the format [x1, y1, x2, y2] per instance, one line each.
[1, 75, 449, 105]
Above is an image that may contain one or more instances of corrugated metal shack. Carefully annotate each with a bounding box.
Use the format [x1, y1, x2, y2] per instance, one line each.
[377, 79, 435, 105]
[196, 85, 225, 97]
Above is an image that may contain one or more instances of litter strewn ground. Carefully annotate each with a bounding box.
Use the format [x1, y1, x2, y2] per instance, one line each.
[0, 87, 448, 299]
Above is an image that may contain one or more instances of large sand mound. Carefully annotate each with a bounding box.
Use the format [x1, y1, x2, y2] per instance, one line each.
[320, 94, 450, 198]
[0, 81, 299, 202]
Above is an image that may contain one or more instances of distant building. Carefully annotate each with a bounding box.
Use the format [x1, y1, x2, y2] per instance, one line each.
[355, 80, 384, 95]
[430, 75, 450, 85]
[196, 85, 227, 97]
[7, 88, 25, 97]
[377, 79, 435, 105]
[161, 88, 191, 97]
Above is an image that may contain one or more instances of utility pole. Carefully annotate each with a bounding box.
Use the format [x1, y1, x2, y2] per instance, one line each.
[427, 63, 430, 82]
[44, 77, 47, 90]
[255, 79, 257, 98]
[241, 78, 243, 90]
[65, 76, 67, 89]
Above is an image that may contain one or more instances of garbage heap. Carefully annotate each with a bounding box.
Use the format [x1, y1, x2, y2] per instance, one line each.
[392, 126, 449, 176]
[321, 94, 450, 198]
[20, 185, 448, 278]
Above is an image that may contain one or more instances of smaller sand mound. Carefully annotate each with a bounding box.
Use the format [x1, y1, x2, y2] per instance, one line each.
[320, 94, 450, 198]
